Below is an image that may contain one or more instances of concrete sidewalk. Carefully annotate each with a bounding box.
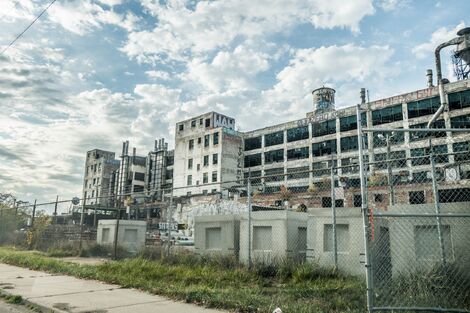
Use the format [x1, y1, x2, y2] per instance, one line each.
[0, 263, 225, 313]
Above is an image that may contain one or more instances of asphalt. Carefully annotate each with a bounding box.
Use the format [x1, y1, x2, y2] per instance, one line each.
[0, 263, 225, 313]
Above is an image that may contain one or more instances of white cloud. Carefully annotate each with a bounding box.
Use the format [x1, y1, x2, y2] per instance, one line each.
[122, 0, 374, 63]
[377, 0, 410, 11]
[412, 22, 466, 59]
[145, 70, 171, 80]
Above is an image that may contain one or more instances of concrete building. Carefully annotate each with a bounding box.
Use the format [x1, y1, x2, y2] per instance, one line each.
[173, 112, 243, 197]
[241, 78, 470, 209]
[97, 220, 147, 252]
[239, 210, 308, 264]
[82, 149, 120, 206]
[115, 141, 148, 202]
[194, 214, 240, 256]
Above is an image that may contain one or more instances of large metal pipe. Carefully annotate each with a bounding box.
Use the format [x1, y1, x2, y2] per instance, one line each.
[427, 36, 464, 128]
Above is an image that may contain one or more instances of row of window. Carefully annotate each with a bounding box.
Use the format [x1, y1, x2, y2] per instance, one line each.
[187, 171, 218, 186]
[179, 117, 211, 132]
[188, 132, 219, 150]
[188, 153, 218, 170]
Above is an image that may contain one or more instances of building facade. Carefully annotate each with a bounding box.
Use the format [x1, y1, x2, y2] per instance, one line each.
[82, 149, 120, 206]
[173, 112, 243, 197]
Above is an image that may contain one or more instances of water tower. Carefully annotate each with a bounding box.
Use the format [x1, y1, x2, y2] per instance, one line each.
[312, 87, 335, 115]
[452, 27, 470, 80]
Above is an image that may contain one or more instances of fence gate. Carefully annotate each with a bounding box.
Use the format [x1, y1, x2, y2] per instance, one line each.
[355, 104, 470, 312]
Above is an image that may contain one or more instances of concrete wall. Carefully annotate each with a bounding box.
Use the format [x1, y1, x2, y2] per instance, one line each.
[239, 211, 308, 264]
[307, 207, 365, 276]
[97, 220, 147, 252]
[194, 214, 240, 256]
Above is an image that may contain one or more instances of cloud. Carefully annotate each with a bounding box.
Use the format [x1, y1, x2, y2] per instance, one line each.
[122, 0, 374, 63]
[145, 70, 171, 80]
[377, 0, 410, 11]
[412, 22, 466, 59]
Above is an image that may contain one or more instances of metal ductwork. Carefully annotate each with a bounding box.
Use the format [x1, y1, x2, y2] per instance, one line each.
[427, 28, 467, 128]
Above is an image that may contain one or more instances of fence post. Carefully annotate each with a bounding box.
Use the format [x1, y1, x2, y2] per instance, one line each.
[385, 134, 395, 206]
[113, 197, 121, 260]
[53, 195, 58, 225]
[356, 104, 374, 312]
[166, 190, 174, 257]
[79, 196, 86, 253]
[429, 141, 446, 264]
[247, 175, 252, 269]
[330, 162, 338, 270]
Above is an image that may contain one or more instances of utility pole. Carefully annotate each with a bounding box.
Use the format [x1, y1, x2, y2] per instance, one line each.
[247, 171, 252, 269]
[53, 195, 58, 224]
[385, 133, 395, 206]
[31, 199, 37, 228]
[330, 154, 338, 270]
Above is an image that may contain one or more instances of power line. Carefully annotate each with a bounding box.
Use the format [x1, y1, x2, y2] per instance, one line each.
[0, 0, 57, 57]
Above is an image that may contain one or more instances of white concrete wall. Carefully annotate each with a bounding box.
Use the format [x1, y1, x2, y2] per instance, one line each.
[97, 220, 147, 252]
[307, 207, 365, 276]
[194, 215, 240, 256]
[239, 211, 308, 264]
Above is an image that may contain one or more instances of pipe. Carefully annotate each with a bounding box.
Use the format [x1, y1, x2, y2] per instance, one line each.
[427, 36, 464, 128]
[426, 69, 433, 87]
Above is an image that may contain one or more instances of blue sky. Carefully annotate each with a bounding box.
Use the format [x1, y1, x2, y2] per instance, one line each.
[0, 0, 469, 211]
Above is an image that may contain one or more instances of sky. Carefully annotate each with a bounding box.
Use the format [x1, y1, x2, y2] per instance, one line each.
[0, 0, 469, 210]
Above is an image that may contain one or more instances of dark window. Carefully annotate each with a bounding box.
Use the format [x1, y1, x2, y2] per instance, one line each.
[179, 124, 184, 131]
[340, 113, 367, 132]
[412, 171, 431, 183]
[265, 167, 284, 182]
[450, 114, 470, 129]
[287, 166, 309, 180]
[212, 153, 218, 165]
[204, 135, 210, 147]
[287, 126, 309, 142]
[407, 97, 440, 118]
[199, 118, 203, 125]
[197, 164, 200, 171]
[188, 158, 193, 169]
[188, 139, 194, 150]
[374, 194, 384, 203]
[187, 175, 192, 186]
[287, 147, 309, 160]
[322, 197, 332, 208]
[312, 139, 337, 157]
[244, 171, 261, 179]
[353, 194, 362, 207]
[198, 137, 202, 144]
[203, 172, 208, 184]
[373, 131, 405, 147]
[341, 136, 359, 152]
[448, 90, 470, 110]
[133, 185, 144, 192]
[166, 155, 174, 166]
[203, 155, 209, 166]
[212, 171, 217, 182]
[244, 154, 262, 167]
[411, 145, 448, 166]
[438, 188, 470, 202]
[375, 150, 407, 169]
[335, 199, 344, 207]
[372, 105, 403, 126]
[191, 120, 196, 127]
[244, 137, 261, 151]
[265, 131, 284, 147]
[265, 149, 284, 164]
[134, 172, 145, 181]
[165, 169, 173, 180]
[410, 120, 446, 142]
[313, 119, 336, 137]
[453, 141, 470, 161]
[312, 160, 337, 177]
[205, 118, 211, 127]
[213, 132, 219, 145]
[409, 191, 425, 204]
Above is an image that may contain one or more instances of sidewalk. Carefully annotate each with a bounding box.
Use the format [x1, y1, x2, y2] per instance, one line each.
[0, 263, 225, 313]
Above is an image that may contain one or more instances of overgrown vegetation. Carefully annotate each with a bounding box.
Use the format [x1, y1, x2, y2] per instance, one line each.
[0, 247, 365, 313]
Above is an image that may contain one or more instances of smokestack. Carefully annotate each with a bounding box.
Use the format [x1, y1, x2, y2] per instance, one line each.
[125, 140, 129, 155]
[132, 147, 136, 157]
[360, 88, 366, 104]
[165, 143, 168, 150]
[426, 69, 434, 87]
[154, 140, 158, 151]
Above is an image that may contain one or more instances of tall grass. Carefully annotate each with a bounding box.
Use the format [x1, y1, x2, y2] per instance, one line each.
[0, 247, 365, 313]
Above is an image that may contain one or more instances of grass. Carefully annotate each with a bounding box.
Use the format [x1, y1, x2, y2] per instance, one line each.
[0, 246, 365, 313]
